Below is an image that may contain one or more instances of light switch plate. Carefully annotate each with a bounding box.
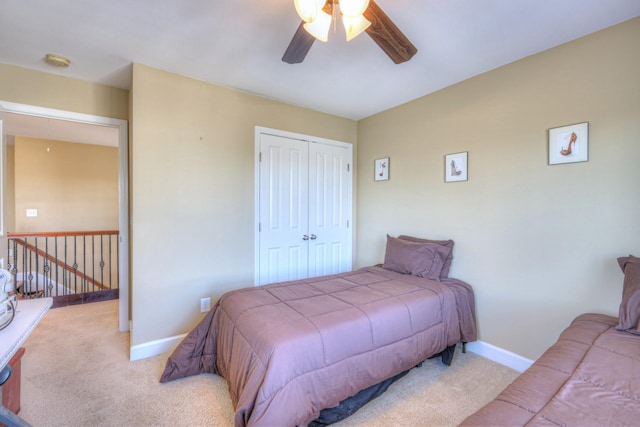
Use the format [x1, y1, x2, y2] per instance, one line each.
[26, 208, 38, 217]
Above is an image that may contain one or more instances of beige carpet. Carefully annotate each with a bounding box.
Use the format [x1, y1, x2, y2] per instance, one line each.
[16, 300, 519, 426]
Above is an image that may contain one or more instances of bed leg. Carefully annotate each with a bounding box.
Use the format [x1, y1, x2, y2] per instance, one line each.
[462, 342, 467, 353]
[440, 344, 456, 366]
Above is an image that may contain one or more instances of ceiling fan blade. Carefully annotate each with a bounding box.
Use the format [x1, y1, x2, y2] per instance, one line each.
[363, 0, 417, 64]
[282, 21, 316, 64]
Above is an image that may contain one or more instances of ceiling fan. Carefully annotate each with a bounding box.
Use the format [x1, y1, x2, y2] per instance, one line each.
[282, 0, 417, 64]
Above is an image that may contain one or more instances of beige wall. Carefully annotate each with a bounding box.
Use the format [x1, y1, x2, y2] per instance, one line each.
[0, 64, 128, 280]
[130, 64, 357, 346]
[356, 18, 640, 360]
[0, 64, 128, 121]
[13, 137, 118, 232]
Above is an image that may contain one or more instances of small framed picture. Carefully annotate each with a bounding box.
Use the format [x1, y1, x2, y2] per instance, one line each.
[374, 157, 389, 181]
[548, 122, 589, 165]
[445, 152, 468, 182]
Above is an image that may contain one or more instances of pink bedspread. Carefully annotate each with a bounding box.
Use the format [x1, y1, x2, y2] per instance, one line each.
[161, 266, 476, 426]
[461, 313, 640, 426]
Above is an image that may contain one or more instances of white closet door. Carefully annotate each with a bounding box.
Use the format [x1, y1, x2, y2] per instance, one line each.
[258, 133, 309, 285]
[308, 142, 352, 278]
[256, 129, 352, 286]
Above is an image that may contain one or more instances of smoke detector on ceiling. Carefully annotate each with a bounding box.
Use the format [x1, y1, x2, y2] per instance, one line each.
[45, 53, 71, 67]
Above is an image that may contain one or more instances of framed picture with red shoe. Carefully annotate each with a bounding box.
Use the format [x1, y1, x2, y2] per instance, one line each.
[548, 122, 589, 165]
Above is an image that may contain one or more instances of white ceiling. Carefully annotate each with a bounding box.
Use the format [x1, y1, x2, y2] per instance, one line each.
[4, 112, 119, 147]
[1, 0, 639, 124]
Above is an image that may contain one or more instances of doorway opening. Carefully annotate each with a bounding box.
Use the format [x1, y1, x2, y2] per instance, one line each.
[0, 101, 129, 332]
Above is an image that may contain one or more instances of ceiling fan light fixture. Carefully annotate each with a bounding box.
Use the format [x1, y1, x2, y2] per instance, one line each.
[303, 10, 332, 42]
[343, 14, 371, 41]
[283, 0, 417, 64]
[294, 0, 322, 22]
[339, 0, 370, 17]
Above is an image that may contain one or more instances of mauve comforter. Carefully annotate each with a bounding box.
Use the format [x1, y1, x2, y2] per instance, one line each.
[160, 266, 476, 427]
[460, 313, 640, 426]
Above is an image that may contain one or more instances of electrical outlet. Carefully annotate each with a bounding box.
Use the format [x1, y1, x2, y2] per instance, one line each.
[200, 297, 211, 313]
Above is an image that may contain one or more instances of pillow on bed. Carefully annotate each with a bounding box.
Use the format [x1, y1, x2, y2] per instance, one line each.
[398, 235, 454, 279]
[617, 255, 640, 335]
[382, 235, 449, 280]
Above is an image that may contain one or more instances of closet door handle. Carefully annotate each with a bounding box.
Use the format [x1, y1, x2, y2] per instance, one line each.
[302, 235, 309, 241]
[310, 234, 317, 240]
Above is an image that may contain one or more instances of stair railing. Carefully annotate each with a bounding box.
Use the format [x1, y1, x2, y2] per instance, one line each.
[6, 230, 119, 306]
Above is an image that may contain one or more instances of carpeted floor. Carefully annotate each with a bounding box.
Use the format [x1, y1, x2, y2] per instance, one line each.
[16, 300, 519, 426]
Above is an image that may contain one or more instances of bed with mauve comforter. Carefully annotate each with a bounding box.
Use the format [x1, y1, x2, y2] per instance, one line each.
[461, 255, 640, 426]
[161, 236, 476, 426]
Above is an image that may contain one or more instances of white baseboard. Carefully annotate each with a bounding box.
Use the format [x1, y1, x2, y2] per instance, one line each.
[129, 333, 186, 361]
[128, 335, 533, 371]
[465, 340, 534, 373]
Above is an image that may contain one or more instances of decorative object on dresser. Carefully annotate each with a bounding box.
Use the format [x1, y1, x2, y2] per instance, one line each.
[0, 270, 16, 331]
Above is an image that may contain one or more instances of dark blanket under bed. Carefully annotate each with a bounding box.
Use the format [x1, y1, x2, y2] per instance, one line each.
[310, 344, 457, 426]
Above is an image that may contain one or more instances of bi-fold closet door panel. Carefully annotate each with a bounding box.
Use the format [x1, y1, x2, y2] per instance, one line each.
[258, 132, 352, 286]
[259, 133, 309, 285]
[308, 142, 352, 279]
